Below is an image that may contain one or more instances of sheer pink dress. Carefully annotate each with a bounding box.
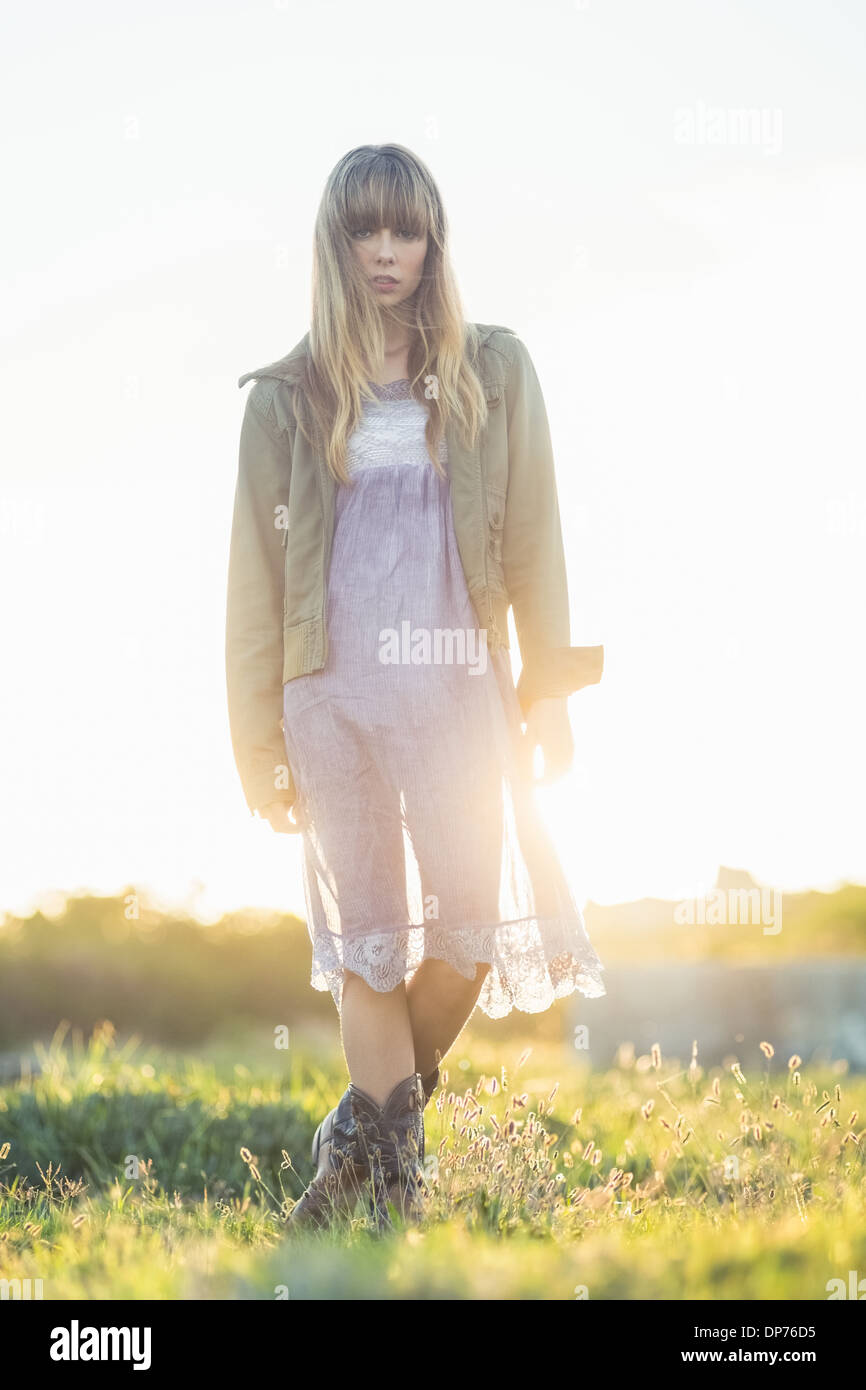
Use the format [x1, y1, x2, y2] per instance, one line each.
[281, 378, 605, 1019]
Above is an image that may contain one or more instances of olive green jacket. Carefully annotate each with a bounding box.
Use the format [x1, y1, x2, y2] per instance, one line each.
[226, 323, 603, 816]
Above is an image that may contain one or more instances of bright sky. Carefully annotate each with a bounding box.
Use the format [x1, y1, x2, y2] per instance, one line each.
[1, 0, 864, 923]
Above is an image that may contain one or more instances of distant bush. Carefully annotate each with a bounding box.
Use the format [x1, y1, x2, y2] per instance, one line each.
[0, 892, 333, 1049]
[3, 879, 863, 1052]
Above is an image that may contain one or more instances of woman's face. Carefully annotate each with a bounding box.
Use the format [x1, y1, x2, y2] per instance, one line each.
[350, 224, 428, 308]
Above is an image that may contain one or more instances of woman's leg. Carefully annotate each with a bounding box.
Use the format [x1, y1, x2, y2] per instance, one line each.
[340, 969, 416, 1106]
[406, 958, 491, 1079]
[338, 958, 489, 1101]
[289, 970, 420, 1229]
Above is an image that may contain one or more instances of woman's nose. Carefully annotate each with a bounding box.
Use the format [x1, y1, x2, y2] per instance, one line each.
[375, 230, 395, 257]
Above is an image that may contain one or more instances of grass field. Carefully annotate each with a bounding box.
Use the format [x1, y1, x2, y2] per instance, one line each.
[1, 1021, 864, 1300]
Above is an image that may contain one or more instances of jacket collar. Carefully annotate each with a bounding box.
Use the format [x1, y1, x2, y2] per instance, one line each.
[237, 335, 310, 389]
[237, 322, 510, 389]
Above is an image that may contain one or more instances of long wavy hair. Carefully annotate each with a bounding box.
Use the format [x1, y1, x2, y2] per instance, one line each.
[294, 143, 489, 484]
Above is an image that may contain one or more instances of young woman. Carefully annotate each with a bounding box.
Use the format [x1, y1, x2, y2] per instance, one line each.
[226, 143, 606, 1228]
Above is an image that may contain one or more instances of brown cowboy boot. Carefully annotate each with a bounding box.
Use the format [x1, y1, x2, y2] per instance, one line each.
[287, 1085, 370, 1230]
[349, 1072, 427, 1230]
[290, 1069, 438, 1231]
[310, 1065, 438, 1180]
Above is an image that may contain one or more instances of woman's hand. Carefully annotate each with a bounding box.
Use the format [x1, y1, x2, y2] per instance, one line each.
[522, 696, 574, 785]
[258, 801, 304, 834]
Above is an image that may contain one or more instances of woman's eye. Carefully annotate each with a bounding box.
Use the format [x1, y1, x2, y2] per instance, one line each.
[352, 228, 417, 239]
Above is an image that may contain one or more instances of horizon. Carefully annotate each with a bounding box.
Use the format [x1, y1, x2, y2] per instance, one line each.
[8, 864, 865, 932]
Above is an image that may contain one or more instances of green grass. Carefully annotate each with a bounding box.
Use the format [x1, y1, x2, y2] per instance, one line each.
[1, 1023, 864, 1300]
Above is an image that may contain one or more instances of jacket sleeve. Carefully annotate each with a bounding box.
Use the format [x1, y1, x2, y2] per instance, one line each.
[225, 379, 296, 816]
[501, 333, 604, 715]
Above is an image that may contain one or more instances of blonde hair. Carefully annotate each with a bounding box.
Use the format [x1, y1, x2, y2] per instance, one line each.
[294, 143, 489, 484]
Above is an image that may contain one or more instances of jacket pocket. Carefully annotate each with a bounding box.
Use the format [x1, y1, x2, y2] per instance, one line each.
[481, 379, 508, 495]
[485, 482, 506, 567]
[484, 380, 503, 407]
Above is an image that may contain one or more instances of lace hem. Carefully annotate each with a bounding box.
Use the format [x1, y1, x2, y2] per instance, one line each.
[307, 913, 606, 1020]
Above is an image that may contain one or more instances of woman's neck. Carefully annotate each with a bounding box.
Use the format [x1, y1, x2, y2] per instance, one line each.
[373, 327, 412, 384]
